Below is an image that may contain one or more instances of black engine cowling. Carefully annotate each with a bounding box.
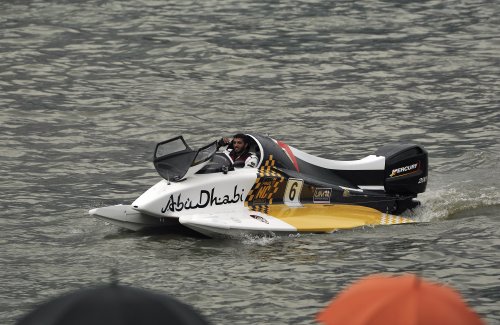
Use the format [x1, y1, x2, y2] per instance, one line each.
[375, 143, 428, 195]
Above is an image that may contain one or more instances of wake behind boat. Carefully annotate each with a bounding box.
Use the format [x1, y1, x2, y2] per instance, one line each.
[89, 133, 428, 238]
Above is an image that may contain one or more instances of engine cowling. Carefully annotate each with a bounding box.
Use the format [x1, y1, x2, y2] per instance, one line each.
[375, 144, 428, 195]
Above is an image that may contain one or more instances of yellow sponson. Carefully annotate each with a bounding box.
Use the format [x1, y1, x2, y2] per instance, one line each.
[257, 204, 415, 232]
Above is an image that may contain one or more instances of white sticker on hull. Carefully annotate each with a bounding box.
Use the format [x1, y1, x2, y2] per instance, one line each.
[283, 178, 304, 207]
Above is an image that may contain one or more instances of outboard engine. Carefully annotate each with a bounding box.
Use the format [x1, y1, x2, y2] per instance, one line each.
[376, 144, 428, 195]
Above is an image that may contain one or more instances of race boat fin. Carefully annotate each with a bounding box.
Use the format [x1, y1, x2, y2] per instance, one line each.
[179, 209, 296, 238]
[89, 205, 176, 231]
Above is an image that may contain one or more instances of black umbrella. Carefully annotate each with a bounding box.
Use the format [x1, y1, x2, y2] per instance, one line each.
[17, 283, 210, 325]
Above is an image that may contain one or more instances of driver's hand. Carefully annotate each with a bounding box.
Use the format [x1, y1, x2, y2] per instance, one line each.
[217, 137, 232, 148]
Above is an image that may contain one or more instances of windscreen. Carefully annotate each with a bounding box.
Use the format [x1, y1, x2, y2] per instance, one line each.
[153, 136, 218, 181]
[155, 136, 189, 159]
[192, 142, 217, 166]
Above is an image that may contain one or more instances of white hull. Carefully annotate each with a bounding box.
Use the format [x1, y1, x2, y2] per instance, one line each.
[131, 169, 258, 218]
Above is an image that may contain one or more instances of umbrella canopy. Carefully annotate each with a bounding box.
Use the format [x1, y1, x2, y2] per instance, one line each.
[17, 283, 210, 325]
[316, 273, 484, 325]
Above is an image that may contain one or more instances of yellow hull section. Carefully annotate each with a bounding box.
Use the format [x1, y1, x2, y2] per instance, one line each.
[258, 204, 415, 232]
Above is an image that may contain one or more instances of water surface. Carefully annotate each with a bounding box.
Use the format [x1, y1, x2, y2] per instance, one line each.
[1, 0, 499, 324]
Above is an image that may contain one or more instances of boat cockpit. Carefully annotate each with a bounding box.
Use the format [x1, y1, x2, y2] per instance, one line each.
[153, 135, 263, 182]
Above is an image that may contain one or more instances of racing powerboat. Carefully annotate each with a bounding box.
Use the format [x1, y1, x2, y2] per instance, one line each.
[89, 134, 428, 238]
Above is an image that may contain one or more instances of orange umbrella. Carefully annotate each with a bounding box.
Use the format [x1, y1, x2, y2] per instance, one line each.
[316, 273, 484, 325]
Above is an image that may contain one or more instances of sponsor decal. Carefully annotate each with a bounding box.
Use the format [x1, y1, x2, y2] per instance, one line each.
[246, 156, 286, 208]
[250, 214, 269, 224]
[252, 178, 275, 205]
[313, 188, 332, 203]
[161, 185, 245, 213]
[389, 162, 420, 178]
[343, 188, 350, 197]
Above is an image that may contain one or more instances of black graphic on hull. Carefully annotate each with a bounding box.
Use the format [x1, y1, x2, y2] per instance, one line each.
[161, 186, 245, 213]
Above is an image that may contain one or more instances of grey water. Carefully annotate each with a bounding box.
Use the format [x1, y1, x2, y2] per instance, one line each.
[1, 0, 499, 324]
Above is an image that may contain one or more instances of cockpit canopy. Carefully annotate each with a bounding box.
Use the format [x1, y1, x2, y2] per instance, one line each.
[153, 136, 218, 182]
[153, 135, 265, 182]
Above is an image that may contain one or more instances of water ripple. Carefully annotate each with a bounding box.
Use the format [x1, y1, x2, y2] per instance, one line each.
[1, 0, 499, 324]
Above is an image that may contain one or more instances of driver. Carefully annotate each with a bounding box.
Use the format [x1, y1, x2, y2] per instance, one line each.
[217, 133, 258, 168]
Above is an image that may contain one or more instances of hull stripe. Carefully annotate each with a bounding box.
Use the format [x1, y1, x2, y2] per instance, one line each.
[277, 140, 300, 172]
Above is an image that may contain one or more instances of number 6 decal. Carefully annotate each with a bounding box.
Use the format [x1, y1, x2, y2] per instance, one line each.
[284, 178, 304, 207]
